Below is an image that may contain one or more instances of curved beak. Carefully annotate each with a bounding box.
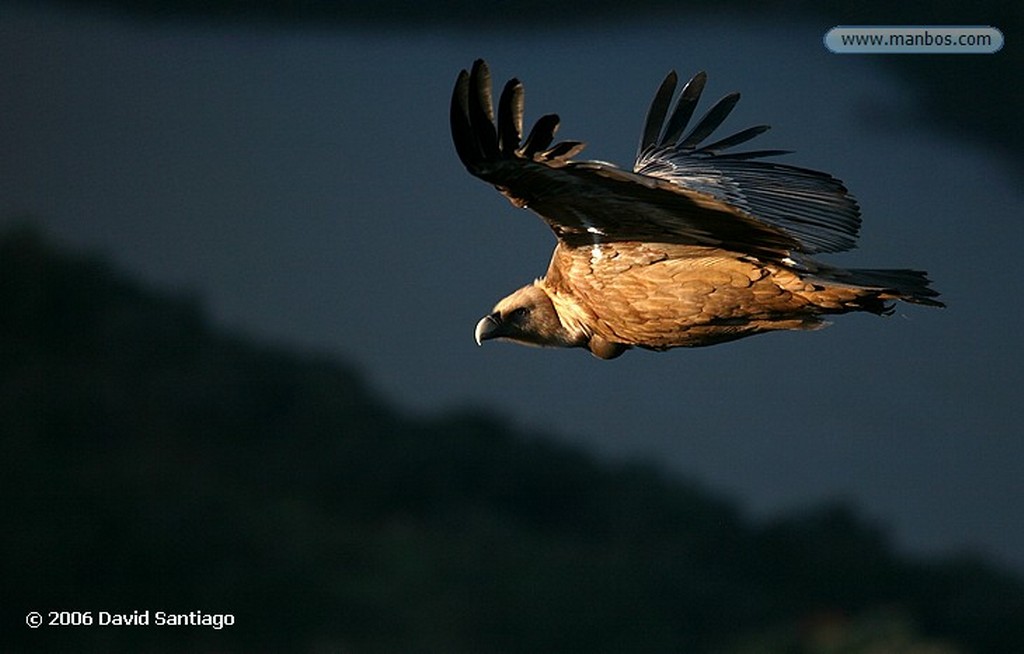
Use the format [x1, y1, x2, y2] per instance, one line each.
[474, 312, 502, 346]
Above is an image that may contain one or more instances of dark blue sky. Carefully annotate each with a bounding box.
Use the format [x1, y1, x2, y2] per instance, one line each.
[2, 5, 1022, 570]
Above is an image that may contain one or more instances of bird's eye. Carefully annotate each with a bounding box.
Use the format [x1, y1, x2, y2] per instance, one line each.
[508, 307, 530, 321]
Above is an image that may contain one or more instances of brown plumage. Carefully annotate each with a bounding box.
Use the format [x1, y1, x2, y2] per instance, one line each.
[452, 60, 943, 359]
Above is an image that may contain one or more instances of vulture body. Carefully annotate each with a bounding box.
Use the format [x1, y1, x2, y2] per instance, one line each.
[451, 60, 942, 359]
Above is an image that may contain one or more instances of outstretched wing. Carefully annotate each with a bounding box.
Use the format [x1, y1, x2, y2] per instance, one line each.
[450, 60, 861, 263]
[634, 71, 860, 254]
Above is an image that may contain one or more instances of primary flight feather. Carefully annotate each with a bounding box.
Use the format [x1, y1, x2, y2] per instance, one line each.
[451, 60, 942, 359]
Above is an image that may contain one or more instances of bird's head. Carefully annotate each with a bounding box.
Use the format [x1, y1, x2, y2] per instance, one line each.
[474, 284, 579, 349]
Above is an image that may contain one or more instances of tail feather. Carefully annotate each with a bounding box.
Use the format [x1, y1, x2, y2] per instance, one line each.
[816, 267, 945, 309]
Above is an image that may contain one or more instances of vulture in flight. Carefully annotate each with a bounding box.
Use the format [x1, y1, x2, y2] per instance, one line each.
[451, 60, 942, 359]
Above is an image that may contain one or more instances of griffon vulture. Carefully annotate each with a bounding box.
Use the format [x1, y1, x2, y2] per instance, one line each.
[451, 60, 942, 359]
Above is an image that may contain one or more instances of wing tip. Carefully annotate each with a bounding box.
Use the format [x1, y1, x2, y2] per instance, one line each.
[451, 60, 588, 177]
[636, 69, 785, 167]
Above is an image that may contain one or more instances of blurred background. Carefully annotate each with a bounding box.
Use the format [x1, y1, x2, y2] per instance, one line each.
[2, 0, 1022, 651]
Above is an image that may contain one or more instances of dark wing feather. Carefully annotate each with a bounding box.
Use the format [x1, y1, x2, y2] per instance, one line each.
[467, 61, 499, 160]
[521, 114, 560, 158]
[497, 79, 523, 154]
[678, 91, 739, 149]
[696, 124, 770, 153]
[451, 61, 856, 261]
[660, 72, 707, 148]
[637, 71, 678, 159]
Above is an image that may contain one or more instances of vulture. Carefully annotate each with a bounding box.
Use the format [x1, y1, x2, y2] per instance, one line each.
[450, 60, 942, 359]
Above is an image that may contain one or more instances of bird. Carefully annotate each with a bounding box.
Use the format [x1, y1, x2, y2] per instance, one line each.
[450, 60, 942, 360]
